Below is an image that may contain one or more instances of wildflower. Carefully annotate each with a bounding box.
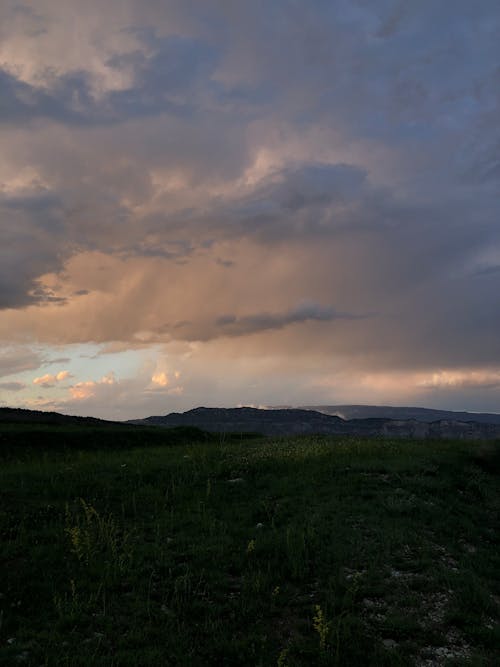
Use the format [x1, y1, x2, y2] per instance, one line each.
[313, 605, 330, 651]
[277, 647, 289, 667]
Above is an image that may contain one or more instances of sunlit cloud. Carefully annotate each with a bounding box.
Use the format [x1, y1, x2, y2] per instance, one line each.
[151, 371, 169, 387]
[417, 370, 500, 390]
[33, 370, 72, 387]
[69, 382, 97, 400]
[69, 371, 116, 400]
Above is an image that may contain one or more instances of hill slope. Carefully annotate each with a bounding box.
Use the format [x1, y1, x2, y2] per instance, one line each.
[0, 407, 118, 427]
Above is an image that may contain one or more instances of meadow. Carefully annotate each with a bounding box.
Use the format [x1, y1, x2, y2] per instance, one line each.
[0, 425, 499, 666]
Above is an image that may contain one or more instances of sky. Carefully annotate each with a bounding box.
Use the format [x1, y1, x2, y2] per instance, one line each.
[1, 0, 500, 420]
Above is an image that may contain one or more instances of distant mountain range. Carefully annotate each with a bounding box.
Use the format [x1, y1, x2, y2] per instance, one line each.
[288, 405, 500, 424]
[129, 406, 500, 440]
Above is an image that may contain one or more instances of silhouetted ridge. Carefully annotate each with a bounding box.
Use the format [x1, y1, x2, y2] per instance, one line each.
[129, 407, 500, 439]
[296, 404, 500, 424]
[0, 407, 119, 427]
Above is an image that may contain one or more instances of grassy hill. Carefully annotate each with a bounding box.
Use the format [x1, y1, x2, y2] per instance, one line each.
[0, 426, 499, 665]
[0, 422, 215, 459]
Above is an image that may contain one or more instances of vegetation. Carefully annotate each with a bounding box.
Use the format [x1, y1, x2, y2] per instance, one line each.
[1, 425, 499, 665]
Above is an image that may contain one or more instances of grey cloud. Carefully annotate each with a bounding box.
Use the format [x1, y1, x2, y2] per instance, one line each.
[0, 381, 27, 391]
[107, 32, 219, 114]
[0, 32, 219, 127]
[182, 162, 444, 247]
[0, 67, 108, 126]
[261, 164, 367, 214]
[0, 348, 42, 378]
[118, 240, 195, 261]
[152, 301, 362, 343]
[0, 188, 67, 308]
[472, 265, 500, 278]
[375, 2, 411, 39]
[137, 162, 384, 247]
[1, 1, 498, 151]
[30, 284, 67, 305]
[215, 258, 234, 268]
[215, 302, 360, 338]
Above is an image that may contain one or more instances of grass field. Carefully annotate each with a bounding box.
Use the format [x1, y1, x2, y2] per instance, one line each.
[1, 426, 499, 665]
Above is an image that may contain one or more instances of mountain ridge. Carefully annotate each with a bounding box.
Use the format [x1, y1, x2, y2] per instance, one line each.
[128, 406, 500, 439]
[290, 404, 500, 424]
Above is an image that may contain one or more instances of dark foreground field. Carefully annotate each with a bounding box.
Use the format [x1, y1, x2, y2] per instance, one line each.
[1, 426, 499, 666]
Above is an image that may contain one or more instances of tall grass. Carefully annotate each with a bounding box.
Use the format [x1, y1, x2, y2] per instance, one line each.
[0, 429, 498, 665]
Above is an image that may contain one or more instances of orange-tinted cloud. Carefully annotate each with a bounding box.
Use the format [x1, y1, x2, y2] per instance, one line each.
[33, 370, 72, 387]
[151, 371, 169, 387]
[69, 372, 116, 400]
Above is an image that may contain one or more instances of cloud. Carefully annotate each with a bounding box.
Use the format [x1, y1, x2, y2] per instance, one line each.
[0, 67, 99, 126]
[69, 381, 98, 400]
[69, 371, 116, 400]
[197, 163, 381, 243]
[42, 365, 183, 419]
[215, 301, 360, 337]
[33, 370, 72, 387]
[0, 381, 26, 391]
[151, 371, 169, 387]
[0, 185, 68, 308]
[0, 347, 42, 378]
[417, 370, 500, 391]
[0, 29, 218, 127]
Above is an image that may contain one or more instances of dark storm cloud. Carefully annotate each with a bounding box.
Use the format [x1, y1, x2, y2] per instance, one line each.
[0, 187, 66, 308]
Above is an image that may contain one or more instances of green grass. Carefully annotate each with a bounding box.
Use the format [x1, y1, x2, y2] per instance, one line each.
[0, 427, 499, 665]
